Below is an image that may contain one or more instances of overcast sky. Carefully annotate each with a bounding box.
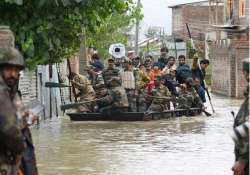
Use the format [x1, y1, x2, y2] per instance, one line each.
[140, 0, 202, 38]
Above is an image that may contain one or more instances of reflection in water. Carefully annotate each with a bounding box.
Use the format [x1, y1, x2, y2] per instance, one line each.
[32, 95, 242, 175]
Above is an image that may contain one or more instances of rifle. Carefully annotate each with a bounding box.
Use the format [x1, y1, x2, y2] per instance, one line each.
[45, 82, 71, 88]
[60, 97, 106, 111]
[67, 59, 78, 102]
[185, 23, 215, 113]
[146, 95, 172, 100]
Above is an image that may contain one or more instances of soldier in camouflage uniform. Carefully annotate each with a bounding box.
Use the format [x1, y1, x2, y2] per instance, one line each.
[0, 47, 38, 175]
[176, 78, 203, 110]
[97, 77, 129, 116]
[231, 58, 249, 175]
[102, 58, 120, 86]
[146, 76, 171, 113]
[69, 72, 96, 112]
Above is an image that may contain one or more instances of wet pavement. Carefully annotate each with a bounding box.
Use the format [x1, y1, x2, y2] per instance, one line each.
[32, 94, 242, 175]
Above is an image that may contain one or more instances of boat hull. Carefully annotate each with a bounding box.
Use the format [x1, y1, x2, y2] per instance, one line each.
[67, 108, 202, 121]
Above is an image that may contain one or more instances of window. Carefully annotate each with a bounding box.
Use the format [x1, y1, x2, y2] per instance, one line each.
[227, 0, 233, 19]
[239, 0, 246, 17]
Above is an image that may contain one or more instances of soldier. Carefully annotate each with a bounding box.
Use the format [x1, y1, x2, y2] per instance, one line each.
[231, 58, 249, 175]
[97, 77, 129, 116]
[176, 78, 203, 110]
[69, 72, 96, 112]
[146, 76, 171, 113]
[102, 58, 120, 86]
[0, 47, 38, 175]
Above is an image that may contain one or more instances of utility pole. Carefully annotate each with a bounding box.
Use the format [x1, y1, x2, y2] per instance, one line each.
[135, 0, 140, 56]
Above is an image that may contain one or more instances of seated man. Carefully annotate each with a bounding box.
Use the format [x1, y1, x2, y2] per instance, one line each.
[69, 72, 96, 112]
[97, 77, 129, 116]
[146, 76, 171, 113]
[177, 78, 203, 110]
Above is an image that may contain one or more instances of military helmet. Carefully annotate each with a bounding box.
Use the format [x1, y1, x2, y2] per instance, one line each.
[108, 76, 121, 85]
[154, 75, 162, 81]
[0, 47, 25, 70]
[242, 58, 249, 73]
[94, 83, 106, 90]
[123, 57, 132, 64]
[185, 77, 194, 86]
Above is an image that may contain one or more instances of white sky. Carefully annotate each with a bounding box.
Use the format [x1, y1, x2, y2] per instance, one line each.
[140, 0, 202, 38]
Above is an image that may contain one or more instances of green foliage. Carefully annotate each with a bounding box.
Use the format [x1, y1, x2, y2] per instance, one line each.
[186, 40, 204, 59]
[86, 4, 143, 59]
[0, 0, 135, 69]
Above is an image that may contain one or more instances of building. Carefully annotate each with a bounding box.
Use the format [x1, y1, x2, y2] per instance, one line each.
[169, 0, 224, 43]
[209, 0, 249, 98]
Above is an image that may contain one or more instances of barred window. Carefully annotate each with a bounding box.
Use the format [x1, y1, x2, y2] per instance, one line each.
[227, 0, 233, 19]
[239, 0, 246, 17]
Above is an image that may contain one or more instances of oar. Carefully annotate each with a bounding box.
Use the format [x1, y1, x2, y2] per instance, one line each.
[186, 23, 215, 113]
[205, 88, 215, 113]
[202, 109, 212, 117]
[45, 82, 71, 88]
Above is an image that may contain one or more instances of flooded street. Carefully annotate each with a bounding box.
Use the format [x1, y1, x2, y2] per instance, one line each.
[32, 94, 242, 175]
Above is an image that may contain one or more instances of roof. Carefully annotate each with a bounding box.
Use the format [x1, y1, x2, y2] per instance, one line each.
[212, 24, 249, 32]
[168, 0, 210, 8]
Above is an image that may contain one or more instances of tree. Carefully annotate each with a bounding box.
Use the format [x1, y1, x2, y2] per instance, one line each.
[86, 5, 143, 59]
[0, 0, 135, 68]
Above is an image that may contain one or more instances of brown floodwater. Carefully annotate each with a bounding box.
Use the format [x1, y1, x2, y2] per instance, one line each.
[32, 94, 243, 175]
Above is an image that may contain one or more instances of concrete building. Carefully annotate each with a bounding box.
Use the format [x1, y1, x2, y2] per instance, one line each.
[209, 0, 249, 98]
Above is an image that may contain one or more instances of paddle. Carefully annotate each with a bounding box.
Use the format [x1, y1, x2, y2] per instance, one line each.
[202, 109, 212, 116]
[186, 23, 215, 113]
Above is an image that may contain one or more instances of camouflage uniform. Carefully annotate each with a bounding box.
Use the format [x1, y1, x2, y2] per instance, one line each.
[0, 48, 27, 175]
[232, 59, 249, 175]
[177, 87, 203, 109]
[98, 77, 129, 116]
[147, 85, 171, 112]
[71, 73, 96, 112]
[102, 67, 120, 86]
[0, 76, 24, 175]
[233, 85, 249, 175]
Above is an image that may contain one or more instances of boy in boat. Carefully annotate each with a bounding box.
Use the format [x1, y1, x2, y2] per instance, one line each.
[120, 58, 139, 112]
[97, 77, 129, 116]
[146, 76, 171, 113]
[176, 78, 203, 110]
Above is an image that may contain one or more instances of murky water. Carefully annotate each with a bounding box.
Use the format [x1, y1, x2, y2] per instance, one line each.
[32, 94, 242, 175]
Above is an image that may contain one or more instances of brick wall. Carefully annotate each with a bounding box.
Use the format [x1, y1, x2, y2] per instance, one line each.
[172, 5, 224, 41]
[19, 71, 37, 105]
[210, 38, 249, 98]
[210, 43, 230, 96]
